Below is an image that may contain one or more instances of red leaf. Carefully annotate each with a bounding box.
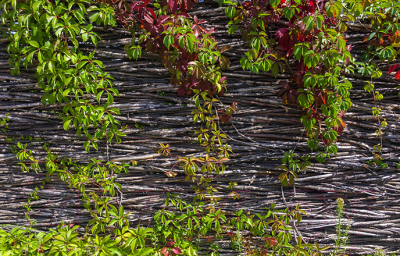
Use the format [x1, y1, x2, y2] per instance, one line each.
[129, 2, 140, 11]
[218, 88, 225, 96]
[395, 70, 400, 80]
[176, 12, 190, 18]
[143, 0, 150, 6]
[278, 32, 291, 51]
[277, 88, 287, 97]
[166, 240, 175, 247]
[169, 0, 177, 13]
[161, 247, 168, 254]
[143, 14, 153, 24]
[157, 15, 170, 26]
[306, 0, 316, 12]
[177, 85, 186, 97]
[172, 247, 182, 254]
[287, 89, 299, 105]
[264, 236, 278, 246]
[220, 114, 231, 123]
[218, 76, 227, 83]
[389, 64, 400, 74]
[180, 0, 186, 12]
[147, 7, 157, 20]
[275, 28, 288, 39]
[335, 118, 346, 135]
[277, 81, 289, 97]
[186, 0, 193, 11]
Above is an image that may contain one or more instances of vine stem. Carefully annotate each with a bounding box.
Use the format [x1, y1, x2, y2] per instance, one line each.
[114, 184, 123, 209]
[281, 184, 305, 244]
[370, 75, 383, 152]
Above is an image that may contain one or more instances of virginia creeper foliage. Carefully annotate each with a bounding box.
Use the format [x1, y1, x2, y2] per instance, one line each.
[0, 0, 399, 255]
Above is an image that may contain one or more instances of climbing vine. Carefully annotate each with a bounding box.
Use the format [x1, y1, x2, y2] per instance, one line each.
[0, 0, 399, 255]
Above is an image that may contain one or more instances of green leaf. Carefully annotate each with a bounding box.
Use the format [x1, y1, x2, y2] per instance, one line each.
[325, 28, 337, 38]
[305, 16, 314, 31]
[368, 32, 376, 41]
[271, 62, 279, 77]
[92, 141, 98, 151]
[48, 61, 55, 73]
[326, 1, 341, 18]
[293, 44, 302, 60]
[32, 0, 42, 13]
[337, 38, 346, 51]
[353, 3, 363, 17]
[82, 32, 88, 42]
[63, 119, 72, 130]
[28, 41, 40, 48]
[37, 50, 43, 64]
[107, 92, 114, 104]
[87, 6, 99, 12]
[73, 10, 85, 22]
[225, 6, 235, 19]
[97, 91, 104, 103]
[279, 172, 288, 186]
[26, 50, 35, 64]
[252, 38, 260, 53]
[187, 36, 194, 53]
[298, 94, 310, 108]
[91, 34, 98, 46]
[89, 12, 100, 23]
[163, 35, 173, 48]
[311, 54, 320, 67]
[270, 0, 280, 9]
[138, 248, 153, 256]
[93, 60, 104, 68]
[188, 246, 196, 256]
[108, 248, 122, 256]
[316, 15, 324, 29]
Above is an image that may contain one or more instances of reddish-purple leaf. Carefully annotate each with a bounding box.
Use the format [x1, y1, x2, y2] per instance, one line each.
[172, 247, 182, 254]
[177, 85, 186, 97]
[161, 247, 168, 254]
[169, 0, 177, 13]
[132, 4, 144, 12]
[143, 14, 153, 24]
[346, 44, 352, 51]
[180, 0, 186, 11]
[278, 32, 291, 51]
[147, 7, 157, 20]
[277, 88, 287, 97]
[166, 240, 175, 247]
[176, 12, 190, 18]
[157, 15, 170, 26]
[186, 0, 193, 11]
[264, 236, 278, 246]
[389, 64, 400, 74]
[129, 2, 140, 11]
[220, 114, 231, 123]
[275, 28, 288, 39]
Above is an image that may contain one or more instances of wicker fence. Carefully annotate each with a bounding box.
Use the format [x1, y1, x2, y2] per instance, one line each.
[1, 3, 400, 255]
